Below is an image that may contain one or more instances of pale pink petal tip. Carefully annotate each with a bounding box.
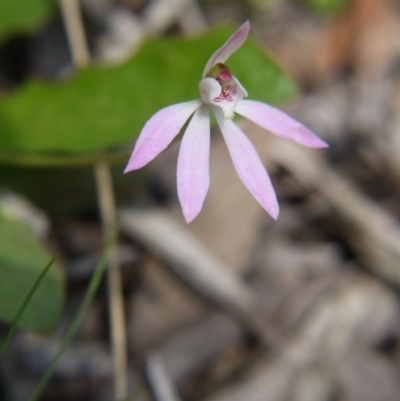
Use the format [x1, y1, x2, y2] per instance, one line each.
[124, 154, 141, 173]
[270, 203, 279, 220]
[295, 128, 328, 148]
[235, 100, 329, 149]
[124, 151, 144, 173]
[202, 20, 251, 77]
[182, 205, 201, 224]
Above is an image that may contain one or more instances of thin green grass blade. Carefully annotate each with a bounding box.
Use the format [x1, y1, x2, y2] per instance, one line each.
[0, 254, 58, 356]
[27, 227, 118, 401]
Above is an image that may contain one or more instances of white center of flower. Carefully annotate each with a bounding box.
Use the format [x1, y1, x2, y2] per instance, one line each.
[199, 63, 248, 119]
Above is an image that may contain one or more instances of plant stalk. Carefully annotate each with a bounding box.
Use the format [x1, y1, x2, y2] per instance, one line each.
[59, 0, 128, 398]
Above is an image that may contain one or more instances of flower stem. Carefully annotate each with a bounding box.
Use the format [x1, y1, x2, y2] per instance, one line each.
[95, 162, 128, 399]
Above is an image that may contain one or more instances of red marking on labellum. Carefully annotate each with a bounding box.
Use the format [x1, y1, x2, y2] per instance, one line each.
[213, 83, 237, 103]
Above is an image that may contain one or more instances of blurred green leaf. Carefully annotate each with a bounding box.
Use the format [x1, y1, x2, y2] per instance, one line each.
[0, 255, 57, 355]
[0, 24, 297, 160]
[0, 209, 64, 333]
[301, 0, 347, 14]
[246, 0, 284, 7]
[0, 163, 145, 214]
[0, 0, 56, 43]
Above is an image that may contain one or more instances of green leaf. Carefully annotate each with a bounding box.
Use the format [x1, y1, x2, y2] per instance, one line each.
[301, 0, 347, 14]
[0, 24, 297, 160]
[0, 209, 64, 333]
[0, 0, 56, 44]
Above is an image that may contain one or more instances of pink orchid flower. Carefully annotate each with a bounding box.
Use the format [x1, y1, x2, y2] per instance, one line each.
[125, 21, 328, 223]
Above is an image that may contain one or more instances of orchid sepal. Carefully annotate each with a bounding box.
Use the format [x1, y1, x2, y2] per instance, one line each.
[202, 21, 250, 78]
[124, 99, 202, 172]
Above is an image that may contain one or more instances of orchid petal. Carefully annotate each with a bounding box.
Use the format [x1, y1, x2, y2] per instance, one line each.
[177, 106, 210, 223]
[199, 78, 222, 104]
[124, 100, 202, 172]
[214, 107, 279, 219]
[202, 21, 250, 78]
[235, 100, 328, 148]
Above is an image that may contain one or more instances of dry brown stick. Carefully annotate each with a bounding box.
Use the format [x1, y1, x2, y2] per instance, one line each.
[142, 0, 193, 35]
[120, 208, 275, 346]
[176, 0, 208, 35]
[59, 1, 128, 398]
[146, 352, 182, 401]
[59, 0, 90, 68]
[94, 163, 128, 398]
[202, 273, 345, 401]
[263, 133, 400, 287]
